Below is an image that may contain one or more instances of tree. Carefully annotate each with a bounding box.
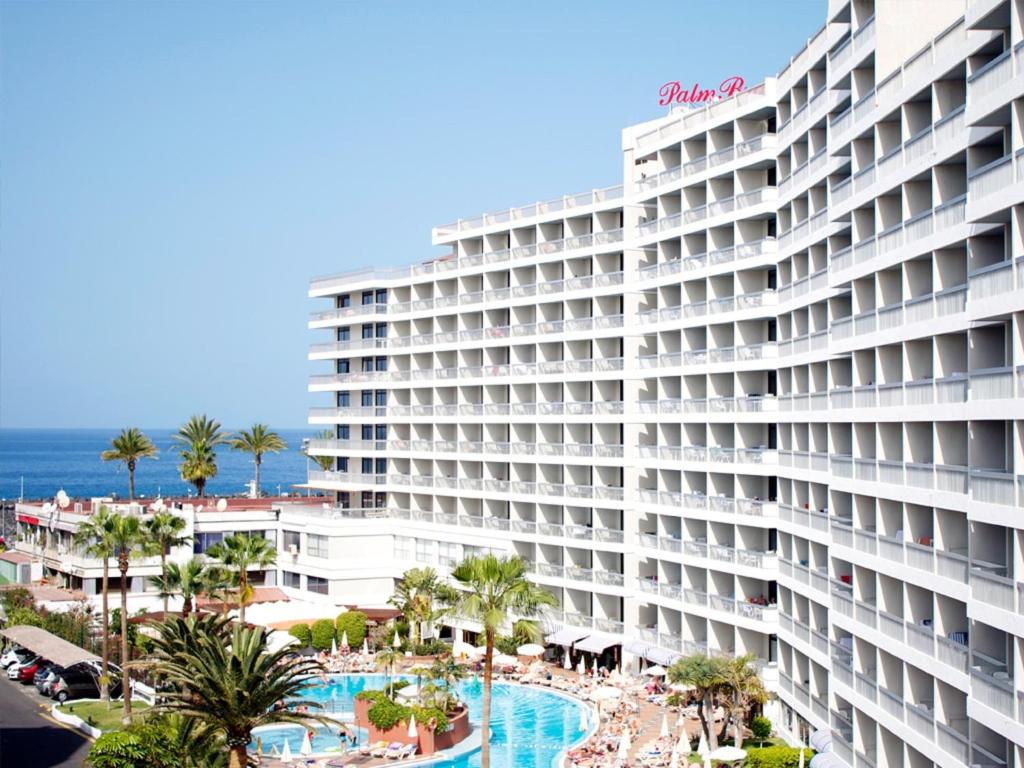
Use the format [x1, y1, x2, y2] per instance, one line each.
[73, 505, 117, 704]
[88, 713, 227, 768]
[149, 558, 213, 618]
[305, 431, 336, 472]
[108, 513, 148, 724]
[149, 614, 329, 768]
[229, 424, 287, 498]
[451, 554, 556, 768]
[750, 715, 772, 747]
[720, 654, 767, 749]
[205, 533, 276, 623]
[310, 619, 336, 650]
[375, 647, 402, 698]
[145, 512, 191, 612]
[389, 567, 457, 646]
[426, 655, 468, 711]
[667, 654, 730, 750]
[335, 611, 368, 648]
[288, 623, 312, 646]
[174, 415, 228, 497]
[101, 428, 159, 501]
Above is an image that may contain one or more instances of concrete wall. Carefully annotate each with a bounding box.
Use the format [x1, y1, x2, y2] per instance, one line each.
[875, 0, 967, 82]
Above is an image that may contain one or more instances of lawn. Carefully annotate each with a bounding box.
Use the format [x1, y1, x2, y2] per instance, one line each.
[62, 700, 151, 731]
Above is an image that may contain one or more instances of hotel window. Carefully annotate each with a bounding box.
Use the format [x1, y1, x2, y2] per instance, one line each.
[337, 491, 350, 508]
[375, 492, 386, 507]
[362, 457, 384, 474]
[375, 289, 387, 304]
[395, 536, 413, 560]
[361, 491, 374, 508]
[307, 534, 329, 558]
[374, 356, 386, 371]
[282, 530, 301, 554]
[375, 390, 386, 406]
[282, 571, 301, 589]
[337, 425, 350, 440]
[337, 360, 350, 374]
[337, 327, 350, 341]
[361, 425, 373, 440]
[362, 358, 373, 372]
[362, 291, 373, 306]
[194, 532, 223, 554]
[361, 391, 373, 407]
[362, 324, 373, 340]
[438, 541, 460, 567]
[338, 294, 351, 308]
[415, 539, 434, 564]
[307, 576, 329, 595]
[375, 425, 386, 440]
[375, 323, 386, 338]
[338, 392, 350, 407]
[338, 457, 348, 472]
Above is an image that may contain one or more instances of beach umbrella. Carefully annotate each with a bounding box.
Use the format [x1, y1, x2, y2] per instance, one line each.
[697, 731, 709, 758]
[341, 630, 349, 649]
[331, 638, 338, 657]
[407, 714, 417, 738]
[590, 686, 622, 702]
[578, 708, 588, 732]
[676, 710, 686, 730]
[677, 734, 691, 756]
[644, 664, 667, 676]
[617, 731, 631, 760]
[452, 640, 479, 660]
[670, 744, 680, 768]
[270, 744, 279, 757]
[300, 731, 313, 757]
[255, 736, 262, 757]
[563, 652, 572, 670]
[710, 746, 746, 762]
[608, 668, 623, 685]
[704, 755, 712, 768]
[280, 739, 293, 764]
[516, 643, 545, 657]
[475, 645, 489, 655]
[592, 657, 598, 674]
[393, 630, 401, 648]
[492, 653, 518, 667]
[362, 638, 369, 655]
[660, 713, 670, 738]
[577, 659, 586, 676]
[799, 747, 805, 768]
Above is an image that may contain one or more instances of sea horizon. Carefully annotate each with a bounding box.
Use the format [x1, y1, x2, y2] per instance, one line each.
[0, 426, 320, 501]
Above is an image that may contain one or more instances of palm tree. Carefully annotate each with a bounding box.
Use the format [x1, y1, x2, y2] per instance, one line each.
[230, 424, 287, 498]
[145, 511, 191, 612]
[389, 567, 457, 646]
[108, 513, 147, 724]
[149, 613, 329, 768]
[720, 654, 766, 749]
[150, 558, 214, 618]
[667, 654, 730, 750]
[451, 554, 556, 768]
[206, 533, 277, 623]
[73, 506, 117, 704]
[175, 415, 228, 497]
[100, 428, 158, 500]
[305, 431, 336, 472]
[375, 647, 402, 697]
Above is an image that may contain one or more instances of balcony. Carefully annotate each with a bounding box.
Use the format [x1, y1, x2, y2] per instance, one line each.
[636, 134, 777, 194]
[636, 238, 778, 281]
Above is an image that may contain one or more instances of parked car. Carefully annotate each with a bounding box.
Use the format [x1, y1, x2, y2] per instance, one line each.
[17, 658, 48, 684]
[7, 655, 39, 680]
[35, 664, 62, 695]
[0, 647, 33, 669]
[50, 663, 121, 703]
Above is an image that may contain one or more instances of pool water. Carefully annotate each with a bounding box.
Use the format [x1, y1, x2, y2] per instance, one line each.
[250, 674, 590, 768]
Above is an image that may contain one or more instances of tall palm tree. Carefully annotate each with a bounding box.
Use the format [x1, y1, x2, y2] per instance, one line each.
[148, 614, 329, 768]
[108, 513, 147, 725]
[206, 533, 277, 623]
[306, 430, 336, 472]
[667, 654, 730, 750]
[375, 647, 402, 697]
[150, 557, 214, 618]
[720, 654, 766, 748]
[179, 440, 218, 497]
[145, 511, 191, 612]
[100, 428, 158, 501]
[230, 424, 287, 497]
[389, 567, 458, 646]
[73, 506, 117, 704]
[451, 554, 556, 768]
[175, 415, 228, 497]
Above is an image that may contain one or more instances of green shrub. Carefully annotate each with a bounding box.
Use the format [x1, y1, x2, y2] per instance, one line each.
[412, 639, 448, 656]
[357, 689, 450, 735]
[750, 715, 772, 745]
[335, 611, 368, 648]
[288, 623, 312, 646]
[745, 746, 814, 768]
[493, 635, 519, 656]
[310, 619, 336, 650]
[411, 704, 448, 734]
[365, 696, 407, 732]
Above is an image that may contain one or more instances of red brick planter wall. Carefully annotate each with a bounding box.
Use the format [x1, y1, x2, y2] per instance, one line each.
[353, 698, 471, 756]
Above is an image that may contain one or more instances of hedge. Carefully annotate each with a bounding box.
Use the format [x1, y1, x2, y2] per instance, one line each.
[335, 611, 368, 648]
[289, 623, 312, 646]
[310, 619, 336, 650]
[744, 746, 815, 768]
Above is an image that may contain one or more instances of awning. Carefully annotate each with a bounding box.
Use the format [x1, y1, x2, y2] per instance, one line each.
[623, 640, 651, 656]
[545, 627, 591, 646]
[0, 625, 100, 668]
[808, 730, 832, 752]
[574, 633, 621, 654]
[645, 647, 681, 666]
[810, 753, 845, 768]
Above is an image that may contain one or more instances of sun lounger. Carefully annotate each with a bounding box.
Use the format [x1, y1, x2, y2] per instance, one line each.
[360, 740, 387, 756]
[388, 744, 417, 760]
[374, 742, 403, 758]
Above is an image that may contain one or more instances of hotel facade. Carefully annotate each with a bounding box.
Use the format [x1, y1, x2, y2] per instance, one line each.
[303, 0, 1024, 764]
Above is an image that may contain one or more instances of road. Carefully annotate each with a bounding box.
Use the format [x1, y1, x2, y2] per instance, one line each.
[0, 678, 92, 768]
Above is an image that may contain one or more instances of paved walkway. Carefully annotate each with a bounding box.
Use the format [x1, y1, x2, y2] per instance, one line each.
[0, 678, 92, 768]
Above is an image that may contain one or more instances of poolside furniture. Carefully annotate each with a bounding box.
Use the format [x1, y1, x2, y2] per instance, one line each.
[359, 740, 387, 756]
[373, 742, 403, 757]
[386, 744, 417, 760]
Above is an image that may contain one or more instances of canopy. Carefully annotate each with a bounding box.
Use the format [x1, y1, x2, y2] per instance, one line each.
[709, 746, 746, 762]
[574, 633, 620, 654]
[545, 627, 590, 646]
[396, 684, 420, 700]
[0, 625, 100, 668]
[645, 647, 681, 667]
[516, 643, 545, 657]
[808, 730, 832, 752]
[810, 754, 846, 768]
[623, 640, 651, 656]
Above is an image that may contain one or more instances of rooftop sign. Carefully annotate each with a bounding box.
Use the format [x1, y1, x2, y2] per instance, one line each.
[659, 76, 745, 107]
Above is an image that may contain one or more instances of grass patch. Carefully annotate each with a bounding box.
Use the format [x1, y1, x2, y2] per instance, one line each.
[63, 700, 151, 732]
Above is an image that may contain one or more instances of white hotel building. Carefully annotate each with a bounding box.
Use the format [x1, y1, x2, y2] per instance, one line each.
[306, 0, 1024, 764]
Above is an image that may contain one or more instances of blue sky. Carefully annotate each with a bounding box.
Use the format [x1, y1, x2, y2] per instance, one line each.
[1, 0, 825, 429]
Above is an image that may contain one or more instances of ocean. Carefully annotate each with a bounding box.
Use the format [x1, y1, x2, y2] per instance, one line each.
[0, 428, 315, 501]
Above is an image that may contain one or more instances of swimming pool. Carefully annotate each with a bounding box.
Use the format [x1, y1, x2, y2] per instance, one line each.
[251, 674, 592, 768]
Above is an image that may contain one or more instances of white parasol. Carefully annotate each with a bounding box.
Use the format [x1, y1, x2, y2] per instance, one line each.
[676, 710, 686, 730]
[591, 657, 598, 674]
[677, 734, 691, 756]
[516, 643, 545, 657]
[590, 686, 622, 702]
[709, 746, 747, 763]
[617, 731, 631, 760]
[670, 744, 680, 768]
[393, 630, 401, 648]
[280, 738, 293, 763]
[643, 664, 667, 676]
[660, 712, 670, 738]
[697, 731, 709, 758]
[577, 659, 586, 676]
[341, 630, 349, 649]
[492, 653, 518, 667]
[362, 638, 369, 655]
[407, 714, 417, 738]
[331, 638, 338, 657]
[300, 730, 313, 757]
[563, 652, 572, 670]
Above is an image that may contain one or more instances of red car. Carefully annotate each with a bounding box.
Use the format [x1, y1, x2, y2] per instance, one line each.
[18, 659, 47, 684]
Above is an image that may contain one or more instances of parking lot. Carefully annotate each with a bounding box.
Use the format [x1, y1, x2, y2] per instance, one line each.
[0, 673, 92, 767]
